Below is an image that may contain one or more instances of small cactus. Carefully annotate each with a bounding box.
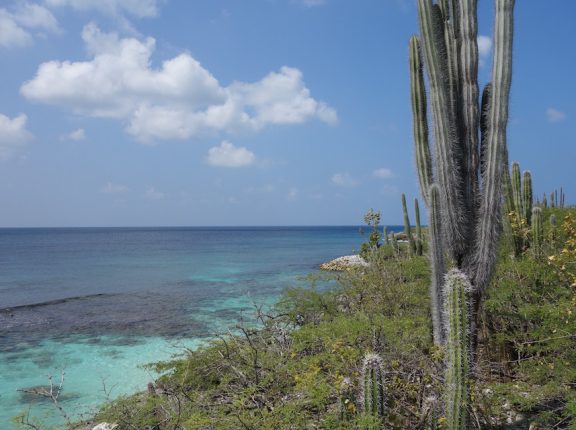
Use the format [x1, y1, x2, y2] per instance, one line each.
[444, 269, 473, 430]
[402, 193, 416, 256]
[522, 171, 532, 224]
[360, 353, 386, 418]
[339, 377, 355, 421]
[415, 197, 424, 256]
[531, 207, 543, 258]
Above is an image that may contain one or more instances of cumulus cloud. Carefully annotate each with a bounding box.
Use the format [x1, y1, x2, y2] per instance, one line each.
[331, 173, 358, 187]
[477, 35, 492, 67]
[372, 167, 394, 179]
[62, 128, 86, 141]
[206, 141, 255, 167]
[0, 4, 59, 48]
[0, 113, 33, 159]
[21, 24, 337, 142]
[546, 107, 566, 123]
[100, 182, 128, 194]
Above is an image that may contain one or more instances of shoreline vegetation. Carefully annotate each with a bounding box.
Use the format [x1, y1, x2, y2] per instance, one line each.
[18, 206, 575, 429]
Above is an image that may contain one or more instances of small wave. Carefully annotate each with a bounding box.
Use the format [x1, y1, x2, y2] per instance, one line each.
[0, 293, 115, 312]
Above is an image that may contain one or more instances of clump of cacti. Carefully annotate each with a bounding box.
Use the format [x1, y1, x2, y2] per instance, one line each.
[410, 0, 515, 344]
[402, 193, 416, 256]
[360, 353, 386, 418]
[443, 269, 472, 429]
[531, 207, 543, 259]
[414, 197, 424, 256]
[504, 162, 533, 256]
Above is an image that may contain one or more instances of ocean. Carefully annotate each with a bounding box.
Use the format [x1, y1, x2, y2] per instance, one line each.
[0, 226, 400, 427]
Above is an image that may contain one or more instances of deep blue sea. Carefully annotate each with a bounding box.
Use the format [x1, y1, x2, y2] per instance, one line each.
[0, 226, 401, 427]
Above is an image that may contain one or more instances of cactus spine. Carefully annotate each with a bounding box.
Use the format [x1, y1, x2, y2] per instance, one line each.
[444, 269, 472, 430]
[531, 207, 543, 259]
[360, 353, 385, 418]
[402, 193, 416, 256]
[411, 0, 515, 348]
[415, 197, 424, 256]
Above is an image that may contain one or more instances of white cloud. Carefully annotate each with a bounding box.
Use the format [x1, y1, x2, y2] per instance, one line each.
[62, 128, 86, 141]
[45, 0, 159, 19]
[0, 113, 33, 159]
[100, 182, 128, 194]
[372, 167, 394, 179]
[287, 187, 298, 200]
[206, 141, 255, 167]
[477, 35, 492, 67]
[546, 107, 566, 123]
[145, 186, 164, 200]
[21, 24, 337, 142]
[331, 173, 358, 187]
[0, 4, 59, 48]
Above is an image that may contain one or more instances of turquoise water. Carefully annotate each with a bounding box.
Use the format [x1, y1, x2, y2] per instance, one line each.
[0, 226, 400, 427]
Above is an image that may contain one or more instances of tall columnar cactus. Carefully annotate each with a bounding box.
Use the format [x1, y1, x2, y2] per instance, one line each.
[383, 226, 389, 245]
[531, 207, 543, 259]
[522, 171, 533, 224]
[560, 187, 565, 208]
[360, 353, 385, 418]
[543, 193, 548, 209]
[402, 193, 416, 256]
[550, 192, 555, 208]
[415, 197, 424, 256]
[444, 269, 472, 430]
[410, 0, 515, 347]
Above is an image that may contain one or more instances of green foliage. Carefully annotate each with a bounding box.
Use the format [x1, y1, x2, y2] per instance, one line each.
[360, 209, 382, 259]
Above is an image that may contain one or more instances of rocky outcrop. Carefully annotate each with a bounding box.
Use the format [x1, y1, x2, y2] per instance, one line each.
[320, 255, 369, 271]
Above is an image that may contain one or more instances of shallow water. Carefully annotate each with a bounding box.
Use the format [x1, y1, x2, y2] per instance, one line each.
[0, 226, 400, 427]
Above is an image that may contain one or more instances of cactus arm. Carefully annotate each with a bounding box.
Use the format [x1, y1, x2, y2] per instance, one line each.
[429, 185, 446, 345]
[471, 0, 515, 293]
[458, 0, 480, 208]
[410, 36, 433, 206]
[417, 0, 467, 259]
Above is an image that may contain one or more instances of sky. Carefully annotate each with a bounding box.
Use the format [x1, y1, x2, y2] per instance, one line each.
[0, 0, 574, 227]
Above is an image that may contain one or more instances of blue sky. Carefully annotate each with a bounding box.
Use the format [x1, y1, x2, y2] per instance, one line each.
[0, 0, 574, 227]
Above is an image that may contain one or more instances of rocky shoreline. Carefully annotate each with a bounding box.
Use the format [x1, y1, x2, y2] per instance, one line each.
[319, 255, 369, 271]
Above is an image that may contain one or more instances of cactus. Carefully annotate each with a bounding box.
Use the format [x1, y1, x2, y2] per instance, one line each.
[391, 231, 399, 255]
[543, 193, 548, 209]
[522, 171, 533, 224]
[415, 197, 424, 256]
[444, 269, 472, 430]
[411, 0, 515, 346]
[383, 226, 389, 245]
[429, 185, 445, 344]
[531, 207, 543, 259]
[402, 193, 416, 256]
[550, 192, 555, 208]
[511, 162, 522, 218]
[360, 353, 385, 418]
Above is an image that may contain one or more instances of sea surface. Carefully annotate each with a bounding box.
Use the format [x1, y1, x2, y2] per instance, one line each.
[0, 226, 401, 427]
